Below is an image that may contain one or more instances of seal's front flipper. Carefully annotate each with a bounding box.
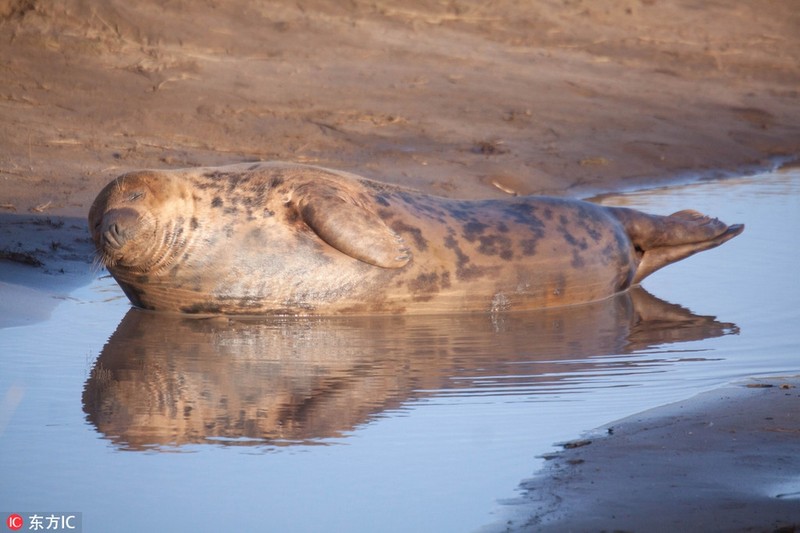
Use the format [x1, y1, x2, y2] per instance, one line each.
[298, 188, 411, 269]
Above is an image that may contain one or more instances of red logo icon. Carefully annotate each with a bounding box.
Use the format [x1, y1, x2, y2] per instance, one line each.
[6, 514, 23, 531]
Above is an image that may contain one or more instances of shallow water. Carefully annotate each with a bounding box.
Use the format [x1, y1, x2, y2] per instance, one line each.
[1, 169, 798, 532]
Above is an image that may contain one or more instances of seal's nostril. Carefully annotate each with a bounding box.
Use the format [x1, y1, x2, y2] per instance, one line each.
[103, 228, 121, 249]
[102, 221, 127, 249]
[98, 208, 141, 251]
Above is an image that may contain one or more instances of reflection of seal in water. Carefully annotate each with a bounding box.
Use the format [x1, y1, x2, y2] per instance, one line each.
[88, 162, 744, 315]
[82, 288, 737, 450]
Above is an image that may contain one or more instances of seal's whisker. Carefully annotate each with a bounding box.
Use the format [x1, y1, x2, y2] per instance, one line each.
[91, 252, 113, 272]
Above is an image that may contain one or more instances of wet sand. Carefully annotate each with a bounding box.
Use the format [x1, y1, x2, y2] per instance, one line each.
[1, 1, 799, 530]
[1, 0, 799, 217]
[494, 378, 800, 533]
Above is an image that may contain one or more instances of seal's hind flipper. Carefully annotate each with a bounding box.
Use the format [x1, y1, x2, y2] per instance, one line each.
[631, 222, 744, 284]
[297, 188, 411, 269]
[606, 205, 744, 284]
[609, 206, 737, 249]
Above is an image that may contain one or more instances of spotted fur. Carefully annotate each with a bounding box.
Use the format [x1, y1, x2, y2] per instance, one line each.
[88, 162, 743, 315]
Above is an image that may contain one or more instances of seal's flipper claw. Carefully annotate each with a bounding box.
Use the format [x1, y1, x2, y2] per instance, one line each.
[298, 189, 411, 269]
[668, 209, 728, 234]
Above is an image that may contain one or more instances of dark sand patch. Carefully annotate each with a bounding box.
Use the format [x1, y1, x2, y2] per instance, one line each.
[0, 213, 94, 326]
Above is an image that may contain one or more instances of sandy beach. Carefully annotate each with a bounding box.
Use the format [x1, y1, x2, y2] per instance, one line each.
[2, 0, 799, 218]
[1, 1, 799, 531]
[493, 377, 800, 532]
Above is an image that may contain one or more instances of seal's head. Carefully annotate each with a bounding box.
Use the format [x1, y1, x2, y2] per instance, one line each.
[89, 170, 192, 274]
